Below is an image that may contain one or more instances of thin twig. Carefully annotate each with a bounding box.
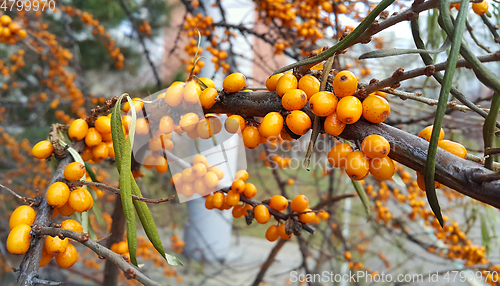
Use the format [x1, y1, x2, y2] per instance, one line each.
[0, 183, 26, 200]
[472, 171, 500, 183]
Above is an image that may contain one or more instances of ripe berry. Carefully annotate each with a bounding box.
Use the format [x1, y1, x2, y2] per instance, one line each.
[309, 91, 338, 117]
[212, 192, 224, 208]
[282, 89, 307, 111]
[44, 235, 69, 256]
[193, 177, 206, 195]
[192, 154, 207, 165]
[159, 116, 175, 134]
[200, 87, 218, 109]
[362, 95, 390, 123]
[155, 156, 169, 173]
[361, 134, 390, 159]
[148, 137, 162, 152]
[291, 195, 309, 213]
[181, 183, 195, 197]
[135, 118, 150, 135]
[243, 182, 257, 198]
[337, 96, 362, 124]
[333, 70, 357, 97]
[231, 179, 246, 193]
[209, 166, 225, 180]
[183, 81, 202, 104]
[265, 225, 280, 242]
[266, 73, 283, 92]
[95, 116, 111, 134]
[204, 172, 219, 188]
[276, 74, 298, 97]
[369, 157, 396, 181]
[0, 15, 12, 26]
[344, 151, 370, 180]
[61, 219, 83, 233]
[299, 209, 316, 224]
[223, 73, 246, 93]
[199, 77, 216, 88]
[92, 142, 109, 161]
[122, 98, 143, 113]
[64, 162, 86, 181]
[418, 125, 445, 142]
[269, 195, 288, 211]
[416, 172, 443, 192]
[7, 224, 31, 255]
[472, 0, 489, 15]
[9, 206, 35, 230]
[234, 170, 249, 181]
[278, 223, 292, 240]
[226, 190, 240, 206]
[68, 119, 89, 141]
[164, 83, 185, 106]
[254, 204, 271, 224]
[328, 143, 353, 168]
[286, 110, 311, 135]
[47, 182, 70, 208]
[192, 163, 207, 177]
[225, 115, 246, 133]
[40, 249, 53, 267]
[32, 140, 54, 159]
[438, 140, 467, 159]
[56, 201, 76, 217]
[259, 112, 284, 138]
[85, 128, 102, 147]
[179, 113, 200, 132]
[324, 113, 346, 136]
[181, 168, 196, 182]
[68, 187, 93, 213]
[205, 195, 215, 209]
[242, 126, 261, 149]
[298, 75, 320, 99]
[55, 243, 78, 268]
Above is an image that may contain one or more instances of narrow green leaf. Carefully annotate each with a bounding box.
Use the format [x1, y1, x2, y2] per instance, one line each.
[165, 253, 183, 266]
[84, 162, 98, 182]
[359, 38, 450, 59]
[424, 0, 470, 228]
[391, 172, 405, 187]
[273, 0, 395, 74]
[480, 213, 491, 255]
[120, 141, 138, 266]
[351, 180, 370, 217]
[111, 94, 129, 172]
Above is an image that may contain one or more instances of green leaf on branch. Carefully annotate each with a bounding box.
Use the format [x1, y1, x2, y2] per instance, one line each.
[359, 38, 450, 59]
[351, 179, 370, 217]
[165, 253, 183, 266]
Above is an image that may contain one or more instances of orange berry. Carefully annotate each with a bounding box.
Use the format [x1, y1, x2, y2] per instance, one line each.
[183, 81, 201, 104]
[344, 151, 370, 180]
[223, 72, 246, 93]
[269, 195, 288, 211]
[40, 249, 53, 267]
[0, 15, 12, 26]
[164, 82, 185, 106]
[361, 134, 390, 159]
[200, 87, 218, 109]
[225, 115, 245, 133]
[7, 224, 31, 255]
[265, 225, 280, 242]
[192, 163, 207, 177]
[362, 95, 390, 123]
[324, 113, 346, 136]
[192, 154, 207, 165]
[242, 126, 261, 149]
[148, 137, 162, 152]
[226, 190, 240, 206]
[369, 157, 395, 181]
[309, 91, 338, 117]
[64, 162, 86, 181]
[94, 116, 111, 134]
[472, 0, 489, 15]
[259, 112, 283, 138]
[333, 70, 357, 97]
[155, 156, 169, 173]
[199, 78, 215, 88]
[281, 89, 307, 111]
[328, 143, 353, 168]
[46, 182, 70, 208]
[291, 195, 309, 213]
[438, 140, 467, 159]
[32, 140, 54, 159]
[92, 142, 109, 161]
[416, 172, 442, 191]
[193, 178, 206, 195]
[61, 219, 83, 233]
[212, 192, 224, 208]
[337, 96, 362, 124]
[68, 119, 89, 141]
[345, 250, 352, 260]
[254, 204, 271, 224]
[159, 116, 175, 134]
[299, 209, 316, 224]
[205, 195, 215, 209]
[234, 170, 249, 181]
[55, 243, 78, 268]
[298, 75, 320, 99]
[143, 154, 156, 169]
[243, 182, 257, 198]
[197, 118, 213, 139]
[278, 223, 292, 240]
[204, 172, 219, 188]
[9, 206, 36, 230]
[286, 110, 311, 135]
[56, 201, 76, 217]
[266, 73, 283, 92]
[231, 179, 246, 193]
[180, 182, 195, 197]
[135, 118, 150, 135]
[276, 74, 298, 97]
[44, 235, 68, 256]
[68, 187, 93, 212]
[209, 166, 225, 180]
[123, 98, 143, 113]
[418, 125, 445, 142]
[85, 128, 102, 147]
[179, 113, 199, 132]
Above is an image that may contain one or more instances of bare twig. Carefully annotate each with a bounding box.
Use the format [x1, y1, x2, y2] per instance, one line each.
[472, 171, 500, 183]
[251, 239, 287, 286]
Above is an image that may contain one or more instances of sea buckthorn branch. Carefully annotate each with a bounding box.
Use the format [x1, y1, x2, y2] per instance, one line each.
[0, 182, 34, 203]
[103, 196, 127, 286]
[66, 181, 176, 204]
[466, 20, 492, 53]
[480, 14, 500, 44]
[466, 153, 500, 171]
[472, 171, 500, 183]
[37, 227, 162, 286]
[251, 238, 287, 286]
